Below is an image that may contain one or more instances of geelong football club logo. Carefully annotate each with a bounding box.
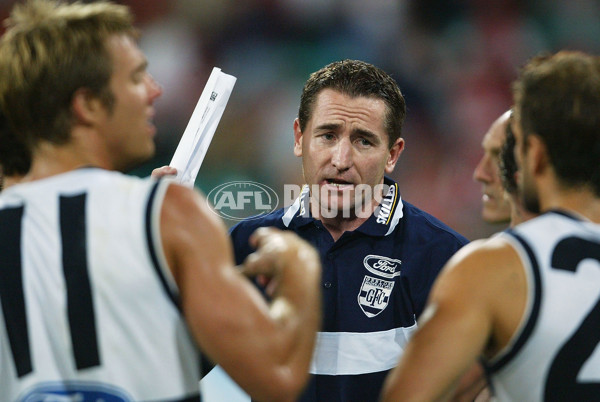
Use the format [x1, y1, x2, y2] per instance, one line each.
[358, 275, 395, 318]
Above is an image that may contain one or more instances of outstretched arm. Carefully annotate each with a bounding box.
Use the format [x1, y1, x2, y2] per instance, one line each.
[160, 183, 321, 402]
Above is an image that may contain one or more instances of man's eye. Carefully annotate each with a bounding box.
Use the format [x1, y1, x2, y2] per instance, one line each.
[132, 72, 145, 83]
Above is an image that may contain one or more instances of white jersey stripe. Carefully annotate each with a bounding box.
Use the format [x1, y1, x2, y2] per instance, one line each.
[309, 325, 418, 375]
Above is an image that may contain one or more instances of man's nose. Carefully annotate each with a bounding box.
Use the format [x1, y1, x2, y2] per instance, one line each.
[473, 155, 494, 184]
[331, 138, 353, 171]
[147, 73, 163, 100]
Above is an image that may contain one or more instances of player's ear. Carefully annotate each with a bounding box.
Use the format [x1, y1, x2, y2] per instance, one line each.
[527, 134, 549, 175]
[385, 137, 405, 174]
[72, 88, 103, 126]
[293, 118, 303, 157]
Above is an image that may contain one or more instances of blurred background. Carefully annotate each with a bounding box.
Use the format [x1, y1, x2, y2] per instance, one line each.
[3, 0, 599, 239]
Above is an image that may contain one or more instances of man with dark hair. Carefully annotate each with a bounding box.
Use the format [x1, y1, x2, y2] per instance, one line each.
[0, 1, 322, 401]
[499, 113, 537, 227]
[499, 118, 518, 196]
[382, 50, 600, 402]
[230, 59, 469, 402]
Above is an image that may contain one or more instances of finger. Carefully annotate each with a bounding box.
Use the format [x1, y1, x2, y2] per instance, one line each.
[250, 226, 289, 248]
[241, 249, 277, 278]
[151, 166, 178, 179]
[264, 276, 280, 297]
[256, 274, 271, 287]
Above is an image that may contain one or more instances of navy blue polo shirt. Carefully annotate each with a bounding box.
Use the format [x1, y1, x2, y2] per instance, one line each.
[229, 177, 469, 402]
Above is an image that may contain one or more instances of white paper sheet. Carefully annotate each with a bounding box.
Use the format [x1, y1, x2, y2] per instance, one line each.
[169, 67, 237, 187]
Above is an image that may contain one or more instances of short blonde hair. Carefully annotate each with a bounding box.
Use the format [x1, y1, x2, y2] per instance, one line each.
[0, 0, 136, 146]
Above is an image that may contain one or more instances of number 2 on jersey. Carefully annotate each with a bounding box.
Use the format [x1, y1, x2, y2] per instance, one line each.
[545, 236, 600, 400]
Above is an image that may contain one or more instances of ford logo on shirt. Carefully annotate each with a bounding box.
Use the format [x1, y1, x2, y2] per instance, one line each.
[363, 255, 402, 279]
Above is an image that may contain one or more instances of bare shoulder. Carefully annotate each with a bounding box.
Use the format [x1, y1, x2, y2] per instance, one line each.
[431, 235, 526, 312]
[161, 182, 228, 237]
[442, 236, 522, 280]
[158, 182, 233, 282]
[433, 235, 528, 355]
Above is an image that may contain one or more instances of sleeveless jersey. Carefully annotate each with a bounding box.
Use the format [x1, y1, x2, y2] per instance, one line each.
[486, 210, 600, 401]
[0, 168, 201, 402]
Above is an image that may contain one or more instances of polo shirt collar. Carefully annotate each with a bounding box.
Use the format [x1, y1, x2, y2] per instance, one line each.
[281, 177, 403, 236]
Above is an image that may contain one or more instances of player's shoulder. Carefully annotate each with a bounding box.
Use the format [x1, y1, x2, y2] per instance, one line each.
[400, 200, 469, 246]
[160, 181, 232, 255]
[160, 180, 214, 219]
[438, 235, 528, 328]
[445, 235, 520, 279]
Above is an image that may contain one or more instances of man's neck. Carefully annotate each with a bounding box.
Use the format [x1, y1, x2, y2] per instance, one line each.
[540, 184, 600, 224]
[318, 214, 369, 242]
[310, 197, 380, 242]
[509, 194, 537, 227]
[1, 174, 25, 190]
[25, 140, 108, 182]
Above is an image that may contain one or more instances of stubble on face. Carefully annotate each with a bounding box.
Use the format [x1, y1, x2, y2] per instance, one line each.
[101, 34, 159, 171]
[512, 115, 541, 215]
[296, 89, 398, 220]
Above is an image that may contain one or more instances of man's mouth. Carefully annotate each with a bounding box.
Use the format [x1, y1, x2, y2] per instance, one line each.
[483, 192, 499, 203]
[324, 179, 353, 188]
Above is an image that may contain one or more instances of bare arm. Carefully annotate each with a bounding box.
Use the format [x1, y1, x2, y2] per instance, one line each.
[380, 238, 526, 402]
[450, 362, 490, 402]
[160, 183, 321, 402]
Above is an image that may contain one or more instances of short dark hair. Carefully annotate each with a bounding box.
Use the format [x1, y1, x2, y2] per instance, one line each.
[500, 116, 518, 195]
[298, 60, 406, 148]
[513, 50, 600, 195]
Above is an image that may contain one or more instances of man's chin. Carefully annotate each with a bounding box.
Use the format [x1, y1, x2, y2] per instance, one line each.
[120, 149, 156, 173]
[482, 211, 511, 225]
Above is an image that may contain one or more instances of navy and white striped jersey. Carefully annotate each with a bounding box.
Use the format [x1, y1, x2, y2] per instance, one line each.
[0, 168, 201, 402]
[230, 177, 468, 402]
[485, 210, 600, 401]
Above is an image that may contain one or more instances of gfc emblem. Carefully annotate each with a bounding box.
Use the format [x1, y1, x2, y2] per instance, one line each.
[357, 275, 394, 318]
